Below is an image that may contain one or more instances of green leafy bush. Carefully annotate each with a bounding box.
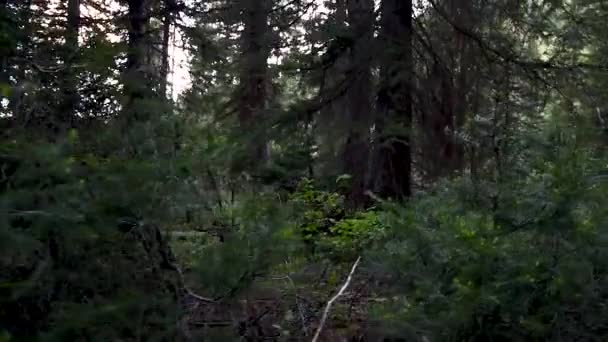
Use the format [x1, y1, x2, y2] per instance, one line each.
[318, 211, 386, 258]
[288, 178, 386, 258]
[289, 178, 345, 245]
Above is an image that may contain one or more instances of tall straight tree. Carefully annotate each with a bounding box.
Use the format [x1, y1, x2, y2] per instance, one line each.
[0, 0, 11, 114]
[315, 0, 348, 178]
[59, 0, 80, 127]
[238, 0, 271, 167]
[123, 0, 150, 123]
[419, 0, 474, 180]
[342, 0, 374, 207]
[9, 0, 32, 122]
[371, 0, 413, 199]
[158, 0, 172, 98]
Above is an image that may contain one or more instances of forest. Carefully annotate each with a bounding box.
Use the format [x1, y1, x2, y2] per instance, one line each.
[1, 0, 608, 340]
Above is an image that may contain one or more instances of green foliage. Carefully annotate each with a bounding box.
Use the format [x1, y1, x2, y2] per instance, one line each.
[320, 211, 386, 257]
[288, 178, 386, 258]
[371, 139, 608, 341]
[0, 138, 183, 340]
[289, 178, 345, 245]
[169, 232, 213, 271]
[192, 193, 301, 298]
[2, 0, 608, 340]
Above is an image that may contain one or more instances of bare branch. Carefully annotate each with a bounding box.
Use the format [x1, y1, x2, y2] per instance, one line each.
[311, 256, 362, 342]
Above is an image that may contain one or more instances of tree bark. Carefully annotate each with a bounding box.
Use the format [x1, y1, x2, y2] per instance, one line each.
[159, 0, 171, 98]
[421, 0, 473, 180]
[123, 0, 150, 122]
[59, 0, 80, 128]
[238, 0, 271, 167]
[371, 0, 413, 200]
[0, 0, 10, 109]
[315, 0, 348, 178]
[342, 0, 374, 208]
[9, 0, 32, 122]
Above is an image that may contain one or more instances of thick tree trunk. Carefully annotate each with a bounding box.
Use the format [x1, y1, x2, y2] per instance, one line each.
[238, 0, 271, 167]
[342, 0, 374, 208]
[371, 0, 413, 200]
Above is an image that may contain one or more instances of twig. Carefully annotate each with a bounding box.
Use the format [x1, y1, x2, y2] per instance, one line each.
[311, 256, 362, 342]
[8, 210, 83, 221]
[184, 287, 215, 303]
[288, 275, 309, 337]
[167, 256, 215, 303]
[141, 225, 216, 303]
[273, 273, 309, 336]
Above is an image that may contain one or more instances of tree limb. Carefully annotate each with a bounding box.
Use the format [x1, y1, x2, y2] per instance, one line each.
[311, 256, 362, 342]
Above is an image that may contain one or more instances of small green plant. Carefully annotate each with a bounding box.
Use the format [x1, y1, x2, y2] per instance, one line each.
[289, 178, 345, 245]
[288, 178, 385, 258]
[319, 211, 385, 258]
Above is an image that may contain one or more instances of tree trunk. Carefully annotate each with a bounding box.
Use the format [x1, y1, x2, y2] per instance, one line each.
[59, 0, 80, 128]
[238, 0, 271, 167]
[421, 0, 473, 180]
[0, 0, 10, 111]
[124, 0, 150, 122]
[159, 0, 171, 98]
[10, 0, 32, 122]
[315, 0, 348, 178]
[371, 0, 413, 200]
[342, 0, 374, 208]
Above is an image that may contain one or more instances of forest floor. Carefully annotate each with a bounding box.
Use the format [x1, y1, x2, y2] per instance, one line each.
[170, 231, 373, 340]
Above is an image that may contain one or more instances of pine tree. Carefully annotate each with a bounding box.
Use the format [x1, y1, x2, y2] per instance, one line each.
[238, 0, 272, 167]
[123, 0, 151, 123]
[59, 0, 81, 128]
[341, 0, 374, 207]
[371, 0, 413, 199]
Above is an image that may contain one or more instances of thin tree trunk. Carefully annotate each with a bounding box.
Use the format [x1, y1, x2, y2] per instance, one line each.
[159, 0, 171, 98]
[421, 0, 472, 179]
[59, 0, 80, 128]
[10, 0, 32, 122]
[0, 0, 10, 109]
[450, 0, 471, 173]
[371, 0, 413, 199]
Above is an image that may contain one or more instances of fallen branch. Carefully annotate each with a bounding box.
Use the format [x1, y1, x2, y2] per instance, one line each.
[184, 287, 215, 303]
[167, 254, 215, 303]
[133, 224, 216, 303]
[311, 256, 362, 342]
